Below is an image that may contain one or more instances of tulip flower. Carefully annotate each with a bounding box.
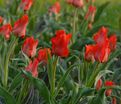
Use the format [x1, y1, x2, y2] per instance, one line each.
[85, 45, 95, 62]
[85, 27, 118, 63]
[20, 0, 33, 11]
[88, 22, 93, 30]
[85, 5, 96, 22]
[85, 41, 110, 63]
[0, 24, 12, 40]
[104, 81, 115, 96]
[37, 48, 51, 64]
[13, 15, 29, 38]
[109, 35, 117, 51]
[86, 0, 95, 3]
[66, 0, 84, 8]
[22, 36, 38, 57]
[96, 79, 102, 91]
[93, 27, 108, 45]
[0, 16, 3, 24]
[112, 97, 117, 104]
[49, 1, 61, 14]
[51, 30, 72, 57]
[66, 0, 73, 4]
[25, 58, 39, 77]
[93, 41, 110, 63]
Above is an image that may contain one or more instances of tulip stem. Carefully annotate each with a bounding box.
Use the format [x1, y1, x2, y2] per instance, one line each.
[17, 80, 28, 104]
[3, 37, 18, 88]
[52, 56, 59, 97]
[72, 8, 78, 44]
[86, 63, 100, 87]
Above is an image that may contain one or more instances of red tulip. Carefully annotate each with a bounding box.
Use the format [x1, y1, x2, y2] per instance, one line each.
[85, 0, 89, 3]
[25, 58, 39, 77]
[73, 0, 83, 8]
[13, 15, 29, 38]
[22, 36, 38, 57]
[85, 45, 95, 62]
[88, 22, 93, 30]
[104, 81, 115, 96]
[112, 97, 117, 104]
[67, 0, 83, 8]
[51, 30, 72, 57]
[86, 0, 95, 3]
[93, 41, 110, 63]
[85, 41, 110, 63]
[37, 48, 51, 64]
[66, 0, 73, 4]
[93, 0, 95, 2]
[0, 24, 12, 40]
[0, 16, 3, 24]
[49, 2, 61, 14]
[20, 0, 33, 11]
[85, 27, 117, 63]
[109, 35, 117, 51]
[85, 5, 96, 22]
[93, 27, 108, 45]
[96, 79, 102, 91]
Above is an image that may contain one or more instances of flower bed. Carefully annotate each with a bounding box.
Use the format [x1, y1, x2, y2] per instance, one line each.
[0, 0, 121, 104]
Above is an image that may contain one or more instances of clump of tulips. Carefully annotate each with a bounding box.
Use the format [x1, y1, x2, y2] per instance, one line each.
[0, 0, 120, 104]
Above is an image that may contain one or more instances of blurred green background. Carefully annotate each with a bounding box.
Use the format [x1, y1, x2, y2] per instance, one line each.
[0, 0, 121, 30]
[95, 0, 121, 30]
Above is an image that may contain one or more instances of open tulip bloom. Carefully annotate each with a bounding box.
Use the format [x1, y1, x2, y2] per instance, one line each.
[0, 0, 120, 104]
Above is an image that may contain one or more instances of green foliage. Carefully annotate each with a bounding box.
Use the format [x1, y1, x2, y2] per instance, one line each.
[0, 86, 16, 104]
[22, 70, 51, 103]
[0, 0, 121, 104]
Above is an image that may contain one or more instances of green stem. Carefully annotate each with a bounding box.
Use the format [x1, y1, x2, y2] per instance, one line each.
[86, 63, 100, 87]
[51, 56, 59, 97]
[85, 61, 89, 84]
[72, 8, 78, 44]
[4, 37, 18, 88]
[80, 61, 84, 85]
[54, 64, 77, 98]
[78, 65, 81, 86]
[17, 80, 28, 104]
[83, 61, 88, 84]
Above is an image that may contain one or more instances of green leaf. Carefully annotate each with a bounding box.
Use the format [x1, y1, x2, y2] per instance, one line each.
[113, 86, 121, 91]
[94, 70, 113, 87]
[33, 78, 51, 103]
[119, 16, 121, 31]
[9, 72, 24, 93]
[79, 87, 95, 97]
[89, 89, 106, 104]
[47, 52, 53, 92]
[0, 86, 16, 104]
[22, 70, 51, 103]
[55, 64, 78, 97]
[73, 87, 95, 104]
[94, 2, 110, 23]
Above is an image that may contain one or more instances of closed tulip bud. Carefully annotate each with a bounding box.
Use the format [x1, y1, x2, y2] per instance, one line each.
[66, 0, 84, 8]
[0, 16, 3, 24]
[104, 81, 115, 96]
[112, 97, 116, 104]
[96, 79, 102, 91]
